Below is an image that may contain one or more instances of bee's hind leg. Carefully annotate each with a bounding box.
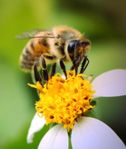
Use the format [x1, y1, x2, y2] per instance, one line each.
[40, 56, 49, 81]
[33, 63, 42, 83]
[80, 56, 89, 73]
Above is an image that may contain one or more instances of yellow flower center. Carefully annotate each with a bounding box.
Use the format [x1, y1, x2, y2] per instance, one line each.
[29, 71, 95, 130]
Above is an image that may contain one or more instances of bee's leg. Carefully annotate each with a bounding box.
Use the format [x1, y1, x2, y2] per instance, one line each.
[33, 63, 42, 83]
[70, 63, 78, 75]
[71, 57, 81, 75]
[41, 56, 49, 81]
[80, 56, 89, 73]
[60, 60, 67, 78]
[50, 63, 57, 77]
[74, 64, 78, 75]
[70, 65, 74, 70]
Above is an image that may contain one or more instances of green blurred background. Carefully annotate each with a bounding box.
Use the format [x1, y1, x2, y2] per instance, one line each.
[0, 0, 126, 148]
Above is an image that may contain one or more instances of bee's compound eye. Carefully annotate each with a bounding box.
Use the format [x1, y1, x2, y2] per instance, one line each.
[68, 40, 79, 53]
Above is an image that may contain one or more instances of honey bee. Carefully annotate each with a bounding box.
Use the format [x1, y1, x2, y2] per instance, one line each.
[20, 26, 90, 81]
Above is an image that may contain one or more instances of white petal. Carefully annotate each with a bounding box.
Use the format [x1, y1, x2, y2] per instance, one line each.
[72, 117, 126, 149]
[92, 69, 126, 97]
[27, 113, 45, 143]
[38, 125, 68, 149]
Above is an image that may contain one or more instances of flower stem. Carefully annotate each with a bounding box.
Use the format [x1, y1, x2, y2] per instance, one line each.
[68, 131, 73, 149]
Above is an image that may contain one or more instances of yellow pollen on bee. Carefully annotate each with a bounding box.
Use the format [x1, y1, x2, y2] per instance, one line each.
[30, 71, 95, 130]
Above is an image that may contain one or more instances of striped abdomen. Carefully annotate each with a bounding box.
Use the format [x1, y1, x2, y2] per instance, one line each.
[20, 37, 49, 71]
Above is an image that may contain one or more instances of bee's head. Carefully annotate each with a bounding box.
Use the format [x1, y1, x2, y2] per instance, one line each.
[67, 39, 90, 64]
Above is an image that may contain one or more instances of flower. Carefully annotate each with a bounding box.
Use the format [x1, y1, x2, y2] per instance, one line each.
[33, 72, 94, 130]
[27, 69, 126, 149]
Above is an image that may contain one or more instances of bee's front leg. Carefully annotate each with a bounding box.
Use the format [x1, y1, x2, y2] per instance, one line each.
[50, 63, 57, 77]
[70, 56, 82, 75]
[80, 56, 89, 73]
[59, 60, 67, 79]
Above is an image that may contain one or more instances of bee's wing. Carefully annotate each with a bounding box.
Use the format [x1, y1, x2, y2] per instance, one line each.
[16, 29, 56, 39]
[16, 29, 43, 39]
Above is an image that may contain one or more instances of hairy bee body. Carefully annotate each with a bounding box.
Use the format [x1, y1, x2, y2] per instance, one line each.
[20, 26, 90, 71]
